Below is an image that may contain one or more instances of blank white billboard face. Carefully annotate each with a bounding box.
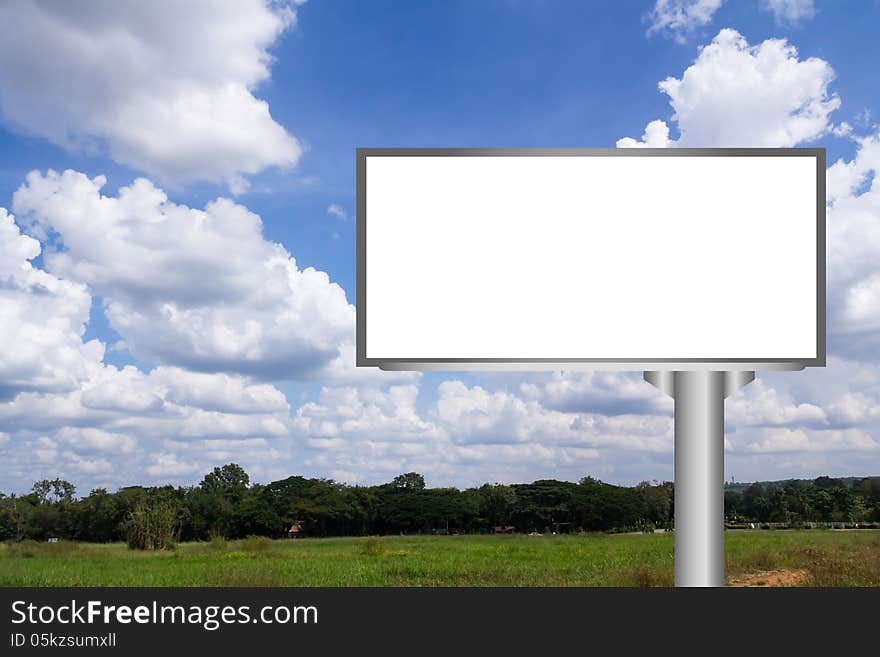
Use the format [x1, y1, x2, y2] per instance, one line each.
[359, 150, 823, 366]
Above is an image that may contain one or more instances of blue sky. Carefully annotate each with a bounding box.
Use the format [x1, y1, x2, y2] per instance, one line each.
[1, 0, 880, 495]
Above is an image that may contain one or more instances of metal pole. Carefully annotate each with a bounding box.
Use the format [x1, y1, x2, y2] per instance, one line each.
[673, 371, 724, 586]
[644, 370, 754, 587]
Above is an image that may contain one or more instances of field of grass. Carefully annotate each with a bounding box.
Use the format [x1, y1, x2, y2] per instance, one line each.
[1, 530, 878, 587]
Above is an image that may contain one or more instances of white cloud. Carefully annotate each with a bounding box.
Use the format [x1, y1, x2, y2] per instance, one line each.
[825, 392, 880, 426]
[0, 1, 302, 193]
[432, 381, 673, 451]
[176, 408, 289, 440]
[0, 359, 301, 490]
[34, 437, 58, 463]
[825, 133, 880, 355]
[0, 207, 104, 400]
[12, 170, 355, 381]
[0, 359, 295, 442]
[519, 371, 672, 415]
[761, 0, 815, 24]
[165, 437, 284, 464]
[56, 427, 137, 454]
[146, 453, 202, 478]
[0, 166, 414, 493]
[619, 29, 839, 147]
[742, 427, 878, 454]
[294, 384, 444, 444]
[80, 366, 167, 415]
[285, 379, 676, 487]
[645, 0, 724, 43]
[327, 204, 348, 220]
[616, 119, 672, 148]
[62, 452, 113, 475]
[151, 368, 290, 415]
[302, 438, 607, 490]
[726, 379, 827, 427]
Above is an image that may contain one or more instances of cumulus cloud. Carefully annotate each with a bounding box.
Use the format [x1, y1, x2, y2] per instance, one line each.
[12, 170, 356, 381]
[62, 452, 114, 476]
[615, 119, 672, 149]
[822, 133, 880, 358]
[56, 427, 137, 454]
[0, 165, 414, 493]
[283, 379, 678, 486]
[519, 371, 672, 415]
[294, 385, 444, 445]
[742, 427, 878, 454]
[825, 393, 880, 427]
[444, 382, 673, 452]
[302, 438, 609, 490]
[430, 381, 669, 451]
[0, 358, 300, 490]
[0, 1, 301, 193]
[726, 379, 827, 428]
[151, 368, 289, 415]
[618, 29, 839, 147]
[0, 208, 103, 400]
[146, 453, 202, 478]
[0, 363, 293, 440]
[761, 0, 815, 24]
[645, 0, 724, 43]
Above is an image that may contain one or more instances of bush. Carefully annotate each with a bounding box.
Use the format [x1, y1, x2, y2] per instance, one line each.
[237, 536, 273, 554]
[123, 503, 179, 551]
[205, 534, 229, 552]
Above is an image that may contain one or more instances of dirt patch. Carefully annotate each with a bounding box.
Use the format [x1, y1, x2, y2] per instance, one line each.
[728, 568, 811, 587]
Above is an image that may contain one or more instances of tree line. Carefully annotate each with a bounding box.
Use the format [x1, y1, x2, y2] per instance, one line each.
[1, 465, 879, 545]
[725, 476, 880, 525]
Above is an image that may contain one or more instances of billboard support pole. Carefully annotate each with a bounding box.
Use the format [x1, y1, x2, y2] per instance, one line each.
[644, 370, 754, 587]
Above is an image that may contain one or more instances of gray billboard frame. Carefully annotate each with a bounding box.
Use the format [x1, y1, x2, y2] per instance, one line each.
[356, 147, 826, 371]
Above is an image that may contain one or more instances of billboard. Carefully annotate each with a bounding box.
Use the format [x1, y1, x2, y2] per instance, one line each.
[357, 148, 825, 370]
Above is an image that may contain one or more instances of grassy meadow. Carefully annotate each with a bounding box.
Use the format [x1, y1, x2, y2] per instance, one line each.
[1, 530, 878, 587]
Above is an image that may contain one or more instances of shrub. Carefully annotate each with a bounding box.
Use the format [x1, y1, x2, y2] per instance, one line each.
[123, 502, 179, 551]
[205, 534, 229, 552]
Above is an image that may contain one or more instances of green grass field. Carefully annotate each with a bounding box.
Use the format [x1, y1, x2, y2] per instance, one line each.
[1, 530, 878, 587]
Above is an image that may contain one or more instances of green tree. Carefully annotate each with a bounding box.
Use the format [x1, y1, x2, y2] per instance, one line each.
[31, 479, 76, 505]
[391, 472, 426, 492]
[200, 464, 250, 499]
[478, 484, 517, 526]
[0, 494, 20, 541]
[73, 488, 122, 542]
